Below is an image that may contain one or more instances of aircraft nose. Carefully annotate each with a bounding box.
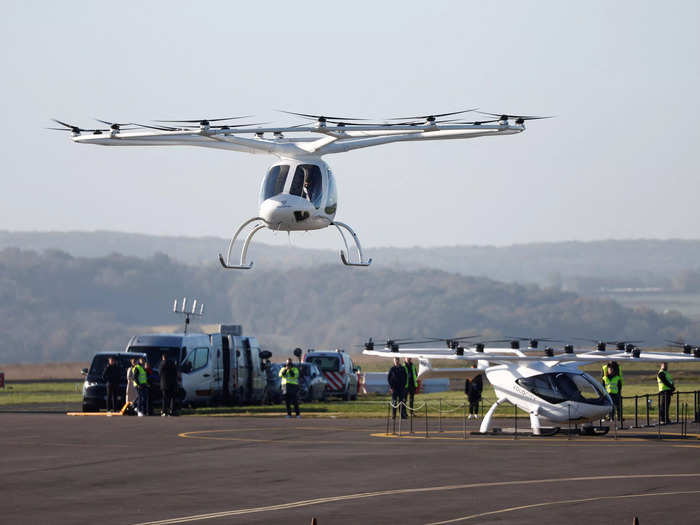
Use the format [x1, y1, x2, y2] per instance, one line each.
[260, 198, 292, 226]
[259, 196, 313, 227]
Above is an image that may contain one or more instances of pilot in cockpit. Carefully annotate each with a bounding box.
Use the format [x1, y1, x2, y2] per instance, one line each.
[302, 173, 312, 201]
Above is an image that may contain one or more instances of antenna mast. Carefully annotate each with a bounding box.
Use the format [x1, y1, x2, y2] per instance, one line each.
[172, 297, 205, 334]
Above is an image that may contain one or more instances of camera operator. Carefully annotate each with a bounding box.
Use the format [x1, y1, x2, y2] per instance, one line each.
[279, 358, 301, 418]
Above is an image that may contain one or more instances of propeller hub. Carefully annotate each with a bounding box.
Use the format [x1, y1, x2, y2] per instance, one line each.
[475, 343, 485, 353]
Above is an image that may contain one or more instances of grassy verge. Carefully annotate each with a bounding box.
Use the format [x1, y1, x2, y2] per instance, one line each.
[0, 382, 83, 405]
[3, 379, 698, 421]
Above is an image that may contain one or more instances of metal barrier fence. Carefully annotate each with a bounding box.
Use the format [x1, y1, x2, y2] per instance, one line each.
[383, 390, 700, 439]
[615, 389, 699, 429]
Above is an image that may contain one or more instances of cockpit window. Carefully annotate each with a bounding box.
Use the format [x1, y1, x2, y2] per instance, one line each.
[290, 164, 323, 207]
[262, 165, 290, 200]
[325, 170, 337, 215]
[516, 372, 607, 405]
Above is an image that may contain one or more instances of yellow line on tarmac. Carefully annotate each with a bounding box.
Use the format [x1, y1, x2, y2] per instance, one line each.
[426, 489, 700, 524]
[131, 474, 700, 525]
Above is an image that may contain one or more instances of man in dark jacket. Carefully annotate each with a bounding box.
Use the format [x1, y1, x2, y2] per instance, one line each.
[467, 364, 483, 419]
[158, 354, 178, 416]
[387, 357, 408, 419]
[102, 356, 121, 413]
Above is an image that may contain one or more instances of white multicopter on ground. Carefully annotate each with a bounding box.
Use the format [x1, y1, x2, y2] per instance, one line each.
[363, 338, 700, 435]
[51, 110, 547, 269]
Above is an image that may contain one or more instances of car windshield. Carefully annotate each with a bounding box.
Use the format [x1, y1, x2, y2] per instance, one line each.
[88, 355, 135, 380]
[516, 372, 607, 405]
[305, 355, 339, 372]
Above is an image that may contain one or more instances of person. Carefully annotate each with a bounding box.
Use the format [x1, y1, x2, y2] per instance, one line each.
[302, 173, 313, 201]
[467, 363, 483, 419]
[102, 356, 121, 414]
[158, 353, 178, 417]
[279, 358, 300, 418]
[602, 364, 622, 424]
[404, 357, 418, 414]
[132, 358, 149, 417]
[602, 361, 624, 422]
[139, 357, 153, 415]
[387, 357, 407, 419]
[657, 362, 675, 424]
[125, 358, 138, 414]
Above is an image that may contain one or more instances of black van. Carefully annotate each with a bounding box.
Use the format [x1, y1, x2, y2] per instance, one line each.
[81, 351, 146, 412]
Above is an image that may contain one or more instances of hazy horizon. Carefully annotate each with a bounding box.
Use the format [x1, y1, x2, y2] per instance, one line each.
[2, 1, 699, 249]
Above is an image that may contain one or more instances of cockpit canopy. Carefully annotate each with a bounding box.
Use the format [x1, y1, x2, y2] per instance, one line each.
[260, 161, 337, 215]
[516, 372, 608, 405]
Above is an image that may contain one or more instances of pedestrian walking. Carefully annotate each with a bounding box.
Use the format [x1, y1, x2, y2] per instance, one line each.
[657, 362, 675, 424]
[158, 353, 178, 416]
[132, 358, 149, 417]
[387, 357, 407, 419]
[279, 358, 301, 418]
[125, 358, 138, 414]
[404, 357, 418, 414]
[467, 363, 483, 419]
[102, 356, 121, 413]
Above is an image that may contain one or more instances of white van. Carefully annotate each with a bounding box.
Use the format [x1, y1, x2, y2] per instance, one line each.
[125, 325, 269, 406]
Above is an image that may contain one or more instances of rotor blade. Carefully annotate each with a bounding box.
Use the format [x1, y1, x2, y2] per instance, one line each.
[51, 118, 77, 129]
[277, 110, 367, 121]
[388, 108, 478, 121]
[476, 111, 553, 120]
[154, 116, 253, 123]
[132, 122, 182, 131]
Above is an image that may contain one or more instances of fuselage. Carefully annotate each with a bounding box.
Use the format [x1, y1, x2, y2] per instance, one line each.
[486, 362, 612, 424]
[258, 157, 337, 231]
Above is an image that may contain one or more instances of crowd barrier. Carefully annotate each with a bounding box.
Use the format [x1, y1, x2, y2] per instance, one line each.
[382, 390, 700, 440]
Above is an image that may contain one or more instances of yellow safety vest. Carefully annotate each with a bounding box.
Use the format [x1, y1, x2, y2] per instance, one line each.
[404, 363, 418, 389]
[657, 370, 674, 392]
[279, 366, 299, 386]
[133, 365, 148, 386]
[602, 364, 623, 386]
[603, 374, 621, 395]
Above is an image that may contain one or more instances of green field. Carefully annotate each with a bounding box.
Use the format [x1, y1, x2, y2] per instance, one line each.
[0, 382, 83, 406]
[2, 369, 698, 423]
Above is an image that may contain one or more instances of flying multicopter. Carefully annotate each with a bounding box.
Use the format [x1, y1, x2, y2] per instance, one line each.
[50, 109, 548, 269]
[363, 336, 700, 435]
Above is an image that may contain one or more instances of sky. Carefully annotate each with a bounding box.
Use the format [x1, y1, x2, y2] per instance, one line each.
[1, 1, 699, 250]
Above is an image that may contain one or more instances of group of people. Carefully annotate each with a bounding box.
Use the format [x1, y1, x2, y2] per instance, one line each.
[101, 354, 178, 417]
[387, 357, 418, 419]
[387, 358, 484, 419]
[602, 360, 676, 425]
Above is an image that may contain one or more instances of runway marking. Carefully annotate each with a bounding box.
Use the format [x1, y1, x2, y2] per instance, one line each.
[371, 431, 700, 447]
[179, 427, 700, 447]
[426, 489, 700, 524]
[131, 473, 700, 524]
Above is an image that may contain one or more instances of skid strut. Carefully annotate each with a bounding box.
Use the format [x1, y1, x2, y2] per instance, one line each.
[332, 221, 372, 267]
[218, 217, 266, 270]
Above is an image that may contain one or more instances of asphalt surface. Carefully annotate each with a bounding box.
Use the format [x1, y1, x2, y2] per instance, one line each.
[2, 413, 700, 525]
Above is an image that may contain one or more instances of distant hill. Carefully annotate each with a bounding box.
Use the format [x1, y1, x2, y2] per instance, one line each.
[3, 230, 700, 293]
[1, 247, 698, 364]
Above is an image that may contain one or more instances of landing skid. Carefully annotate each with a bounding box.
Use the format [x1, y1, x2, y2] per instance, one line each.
[218, 217, 373, 270]
[333, 221, 372, 267]
[218, 217, 266, 270]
